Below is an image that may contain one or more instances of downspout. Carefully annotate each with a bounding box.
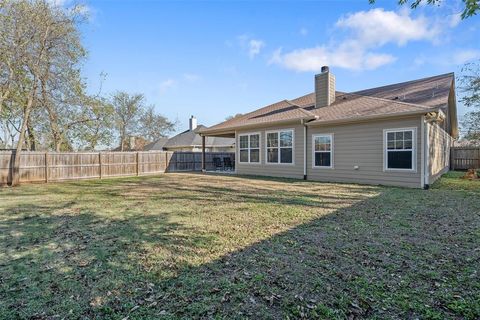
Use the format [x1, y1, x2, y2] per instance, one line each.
[420, 115, 425, 188]
[304, 124, 307, 180]
[424, 118, 430, 189]
[234, 130, 237, 173]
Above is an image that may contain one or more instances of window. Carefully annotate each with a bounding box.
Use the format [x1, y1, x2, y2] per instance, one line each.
[239, 133, 260, 163]
[384, 128, 415, 170]
[266, 129, 293, 164]
[313, 134, 333, 168]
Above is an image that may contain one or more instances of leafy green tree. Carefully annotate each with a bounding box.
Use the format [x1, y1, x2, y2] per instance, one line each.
[369, 0, 479, 19]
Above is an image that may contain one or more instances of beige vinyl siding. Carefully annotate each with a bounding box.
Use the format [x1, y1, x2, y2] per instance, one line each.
[236, 123, 304, 179]
[428, 122, 452, 184]
[307, 116, 423, 188]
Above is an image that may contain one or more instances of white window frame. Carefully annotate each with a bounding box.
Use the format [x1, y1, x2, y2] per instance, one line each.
[312, 133, 334, 169]
[265, 129, 295, 165]
[383, 127, 417, 172]
[238, 132, 261, 164]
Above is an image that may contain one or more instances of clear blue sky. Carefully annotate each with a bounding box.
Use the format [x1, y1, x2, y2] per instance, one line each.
[80, 0, 480, 135]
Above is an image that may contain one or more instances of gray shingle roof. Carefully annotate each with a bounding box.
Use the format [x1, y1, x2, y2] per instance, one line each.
[353, 73, 453, 109]
[199, 73, 454, 134]
[158, 125, 234, 149]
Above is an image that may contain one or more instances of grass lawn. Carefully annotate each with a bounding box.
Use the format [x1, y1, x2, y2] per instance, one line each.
[1, 172, 479, 319]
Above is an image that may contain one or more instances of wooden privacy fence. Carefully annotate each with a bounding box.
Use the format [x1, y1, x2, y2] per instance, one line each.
[451, 147, 480, 170]
[0, 151, 235, 185]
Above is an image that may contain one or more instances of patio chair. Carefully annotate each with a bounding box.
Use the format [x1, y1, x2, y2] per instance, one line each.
[223, 157, 233, 171]
[212, 157, 223, 171]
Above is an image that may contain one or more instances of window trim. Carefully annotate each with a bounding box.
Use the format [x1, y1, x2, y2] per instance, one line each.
[312, 133, 334, 169]
[383, 127, 417, 172]
[238, 132, 261, 164]
[265, 128, 295, 165]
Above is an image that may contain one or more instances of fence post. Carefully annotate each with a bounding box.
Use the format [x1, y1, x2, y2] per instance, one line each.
[477, 148, 480, 169]
[45, 152, 49, 183]
[99, 152, 102, 179]
[450, 148, 454, 170]
[136, 152, 140, 176]
[165, 152, 168, 172]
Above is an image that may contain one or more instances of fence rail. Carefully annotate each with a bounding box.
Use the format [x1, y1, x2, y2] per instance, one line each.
[451, 147, 480, 170]
[0, 151, 235, 185]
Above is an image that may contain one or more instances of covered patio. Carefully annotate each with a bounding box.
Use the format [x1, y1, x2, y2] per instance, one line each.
[200, 131, 236, 173]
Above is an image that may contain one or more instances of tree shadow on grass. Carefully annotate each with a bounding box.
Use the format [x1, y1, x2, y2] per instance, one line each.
[1, 175, 479, 319]
[0, 203, 216, 319]
[145, 187, 480, 320]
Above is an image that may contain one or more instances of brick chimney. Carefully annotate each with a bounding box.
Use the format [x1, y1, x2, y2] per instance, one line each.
[315, 66, 335, 108]
[189, 115, 197, 131]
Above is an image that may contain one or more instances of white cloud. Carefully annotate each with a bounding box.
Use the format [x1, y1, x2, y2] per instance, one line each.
[299, 28, 308, 36]
[270, 8, 442, 72]
[159, 79, 176, 93]
[449, 13, 462, 28]
[364, 53, 397, 70]
[336, 8, 440, 46]
[452, 49, 480, 65]
[236, 35, 265, 59]
[248, 39, 265, 59]
[270, 41, 395, 71]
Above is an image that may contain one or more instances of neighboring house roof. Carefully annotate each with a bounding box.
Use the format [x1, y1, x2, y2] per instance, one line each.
[143, 137, 169, 151]
[162, 125, 235, 149]
[200, 73, 455, 135]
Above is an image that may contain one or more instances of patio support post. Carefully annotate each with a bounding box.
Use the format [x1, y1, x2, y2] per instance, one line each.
[201, 135, 206, 173]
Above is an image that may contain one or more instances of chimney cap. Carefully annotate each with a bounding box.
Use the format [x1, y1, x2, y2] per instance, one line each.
[321, 66, 329, 73]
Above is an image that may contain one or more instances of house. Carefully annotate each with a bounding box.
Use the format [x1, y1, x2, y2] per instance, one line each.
[145, 116, 235, 152]
[198, 67, 458, 188]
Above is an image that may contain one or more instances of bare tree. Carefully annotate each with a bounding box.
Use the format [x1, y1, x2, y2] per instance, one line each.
[1, 0, 88, 185]
[459, 61, 480, 145]
[139, 106, 175, 141]
[111, 91, 145, 151]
